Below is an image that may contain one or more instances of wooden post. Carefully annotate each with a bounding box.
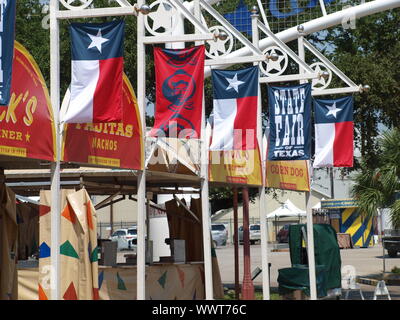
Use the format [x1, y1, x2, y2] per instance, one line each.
[241, 187, 254, 300]
[110, 203, 114, 236]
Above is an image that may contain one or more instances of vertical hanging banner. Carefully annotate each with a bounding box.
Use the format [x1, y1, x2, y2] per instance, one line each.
[268, 83, 311, 161]
[208, 66, 262, 186]
[265, 159, 310, 191]
[62, 20, 125, 123]
[210, 66, 258, 151]
[150, 45, 205, 139]
[0, 0, 17, 106]
[313, 96, 354, 168]
[62, 75, 143, 170]
[0, 42, 55, 161]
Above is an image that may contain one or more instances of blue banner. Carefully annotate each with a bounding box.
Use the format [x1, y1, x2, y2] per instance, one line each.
[0, 0, 16, 106]
[268, 83, 311, 161]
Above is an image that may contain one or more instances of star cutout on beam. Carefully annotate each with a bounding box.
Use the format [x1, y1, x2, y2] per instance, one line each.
[207, 37, 229, 56]
[225, 73, 245, 93]
[325, 102, 342, 118]
[266, 49, 285, 73]
[148, 3, 173, 32]
[312, 64, 328, 87]
[87, 29, 109, 53]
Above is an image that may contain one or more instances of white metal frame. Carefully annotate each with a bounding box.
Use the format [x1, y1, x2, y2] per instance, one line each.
[46, 0, 400, 301]
[204, 0, 400, 77]
[251, 12, 270, 301]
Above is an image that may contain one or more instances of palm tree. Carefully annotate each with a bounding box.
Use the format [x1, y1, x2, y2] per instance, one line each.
[351, 128, 400, 229]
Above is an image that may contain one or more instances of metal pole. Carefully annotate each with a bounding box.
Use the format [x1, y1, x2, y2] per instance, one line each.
[298, 33, 318, 301]
[233, 188, 240, 299]
[201, 156, 213, 299]
[252, 10, 270, 300]
[380, 209, 386, 274]
[137, 0, 147, 300]
[305, 191, 317, 300]
[49, 0, 61, 300]
[194, 0, 213, 300]
[241, 187, 255, 300]
[330, 168, 335, 199]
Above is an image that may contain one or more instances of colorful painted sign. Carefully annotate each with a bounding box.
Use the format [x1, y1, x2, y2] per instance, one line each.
[209, 148, 263, 186]
[0, 41, 55, 161]
[321, 199, 374, 248]
[321, 199, 358, 209]
[265, 159, 310, 191]
[62, 74, 143, 170]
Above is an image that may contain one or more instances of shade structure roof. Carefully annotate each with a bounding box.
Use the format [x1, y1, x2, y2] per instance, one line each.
[266, 199, 306, 219]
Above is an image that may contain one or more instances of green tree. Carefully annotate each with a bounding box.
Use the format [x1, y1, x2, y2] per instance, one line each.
[351, 129, 400, 228]
[319, 4, 400, 168]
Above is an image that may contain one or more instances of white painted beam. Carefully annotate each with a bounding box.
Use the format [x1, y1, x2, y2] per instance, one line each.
[142, 33, 214, 44]
[205, 55, 267, 66]
[204, 0, 400, 77]
[259, 73, 318, 83]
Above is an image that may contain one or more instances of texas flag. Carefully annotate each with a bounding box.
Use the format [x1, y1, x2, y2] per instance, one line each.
[313, 96, 354, 168]
[210, 66, 259, 150]
[62, 20, 125, 123]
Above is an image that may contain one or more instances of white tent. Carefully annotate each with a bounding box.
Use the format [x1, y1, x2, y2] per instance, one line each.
[267, 199, 306, 219]
[312, 197, 326, 210]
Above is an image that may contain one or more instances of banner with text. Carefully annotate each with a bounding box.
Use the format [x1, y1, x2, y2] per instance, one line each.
[62, 74, 143, 170]
[265, 159, 310, 191]
[0, 41, 55, 161]
[209, 147, 263, 186]
[268, 83, 311, 161]
[0, 1, 17, 106]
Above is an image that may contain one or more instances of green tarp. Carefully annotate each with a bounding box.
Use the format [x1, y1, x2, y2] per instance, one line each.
[278, 224, 342, 297]
[278, 264, 327, 297]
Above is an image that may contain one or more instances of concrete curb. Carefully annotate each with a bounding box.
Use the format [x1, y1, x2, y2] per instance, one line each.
[357, 277, 379, 286]
[357, 276, 400, 286]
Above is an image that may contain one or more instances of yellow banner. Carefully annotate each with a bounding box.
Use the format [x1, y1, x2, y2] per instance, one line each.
[88, 155, 121, 167]
[209, 148, 262, 186]
[266, 160, 310, 191]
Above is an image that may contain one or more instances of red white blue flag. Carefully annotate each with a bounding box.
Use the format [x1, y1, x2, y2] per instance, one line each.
[0, 0, 16, 106]
[313, 96, 354, 167]
[150, 45, 205, 139]
[210, 66, 258, 150]
[62, 20, 125, 123]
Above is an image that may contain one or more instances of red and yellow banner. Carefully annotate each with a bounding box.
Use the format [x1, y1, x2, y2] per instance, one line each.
[209, 147, 262, 186]
[62, 74, 143, 170]
[0, 42, 55, 161]
[265, 160, 310, 191]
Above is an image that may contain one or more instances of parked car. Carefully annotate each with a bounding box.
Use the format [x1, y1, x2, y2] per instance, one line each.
[277, 224, 291, 243]
[238, 224, 261, 245]
[110, 227, 137, 250]
[211, 224, 228, 247]
[382, 229, 400, 258]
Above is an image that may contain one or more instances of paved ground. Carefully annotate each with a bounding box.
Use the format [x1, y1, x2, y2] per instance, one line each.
[116, 243, 400, 299]
[214, 243, 399, 286]
[214, 243, 400, 299]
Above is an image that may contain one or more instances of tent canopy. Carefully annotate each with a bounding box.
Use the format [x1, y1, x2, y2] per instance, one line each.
[312, 197, 326, 210]
[267, 199, 306, 219]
